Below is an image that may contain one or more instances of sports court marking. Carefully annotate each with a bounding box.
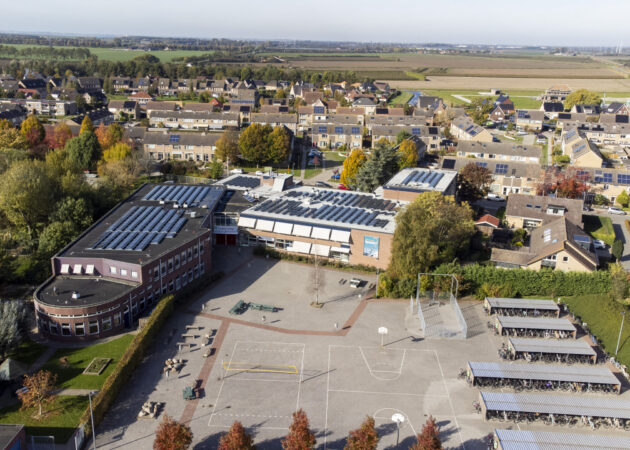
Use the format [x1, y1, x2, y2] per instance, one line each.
[208, 340, 305, 430]
[359, 346, 406, 380]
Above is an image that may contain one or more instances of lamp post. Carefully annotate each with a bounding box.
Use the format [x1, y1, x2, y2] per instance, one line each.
[88, 391, 97, 450]
[391, 413, 405, 446]
[616, 311, 626, 356]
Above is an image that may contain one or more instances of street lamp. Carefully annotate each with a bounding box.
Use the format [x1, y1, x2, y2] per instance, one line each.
[88, 391, 97, 450]
[391, 413, 405, 446]
[616, 311, 626, 355]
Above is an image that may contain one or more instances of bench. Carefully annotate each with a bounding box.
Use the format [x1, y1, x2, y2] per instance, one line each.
[249, 302, 279, 312]
[229, 299, 248, 315]
[185, 325, 202, 330]
[176, 342, 193, 348]
[181, 334, 196, 338]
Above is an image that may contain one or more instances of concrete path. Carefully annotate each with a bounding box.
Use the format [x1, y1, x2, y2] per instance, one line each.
[452, 94, 471, 104]
[28, 346, 56, 372]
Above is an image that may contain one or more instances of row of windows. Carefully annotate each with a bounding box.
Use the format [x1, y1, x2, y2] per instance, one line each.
[149, 242, 204, 281]
[149, 152, 212, 162]
[109, 266, 139, 278]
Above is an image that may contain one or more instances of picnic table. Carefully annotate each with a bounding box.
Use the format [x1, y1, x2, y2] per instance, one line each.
[249, 302, 279, 312]
[182, 386, 195, 400]
[229, 299, 248, 315]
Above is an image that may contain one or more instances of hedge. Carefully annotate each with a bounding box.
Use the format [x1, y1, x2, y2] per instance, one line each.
[78, 270, 224, 438]
[378, 263, 612, 299]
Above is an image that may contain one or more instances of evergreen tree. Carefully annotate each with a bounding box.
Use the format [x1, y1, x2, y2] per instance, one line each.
[79, 115, 93, 134]
[355, 144, 399, 192]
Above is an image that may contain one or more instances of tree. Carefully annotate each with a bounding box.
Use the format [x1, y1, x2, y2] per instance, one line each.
[51, 197, 93, 230]
[564, 89, 601, 110]
[238, 123, 271, 166]
[97, 157, 141, 191]
[0, 127, 27, 150]
[467, 97, 494, 125]
[47, 123, 73, 150]
[282, 409, 316, 450]
[613, 239, 624, 262]
[153, 414, 193, 450]
[20, 114, 45, 148]
[344, 416, 378, 450]
[458, 162, 493, 202]
[275, 89, 287, 99]
[397, 139, 418, 169]
[209, 161, 224, 179]
[102, 143, 131, 162]
[18, 370, 57, 418]
[610, 263, 628, 301]
[79, 115, 93, 134]
[65, 131, 101, 170]
[218, 421, 255, 450]
[0, 300, 26, 358]
[388, 192, 475, 279]
[38, 220, 77, 258]
[410, 416, 442, 450]
[617, 190, 629, 208]
[340, 149, 367, 187]
[355, 145, 399, 193]
[396, 129, 411, 145]
[0, 159, 55, 237]
[215, 130, 239, 163]
[267, 126, 291, 162]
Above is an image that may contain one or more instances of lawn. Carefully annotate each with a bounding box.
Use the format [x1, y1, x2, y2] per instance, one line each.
[510, 97, 542, 109]
[304, 168, 322, 179]
[583, 215, 616, 246]
[0, 396, 88, 443]
[6, 339, 49, 367]
[42, 334, 133, 390]
[562, 294, 630, 367]
[540, 143, 548, 166]
[388, 91, 413, 105]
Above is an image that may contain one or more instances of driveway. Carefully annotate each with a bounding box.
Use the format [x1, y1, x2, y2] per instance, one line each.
[586, 209, 630, 270]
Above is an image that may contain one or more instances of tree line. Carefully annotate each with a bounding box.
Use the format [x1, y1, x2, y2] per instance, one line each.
[0, 45, 92, 60]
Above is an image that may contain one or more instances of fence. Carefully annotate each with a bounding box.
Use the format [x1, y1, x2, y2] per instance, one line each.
[412, 295, 427, 331]
[450, 293, 468, 339]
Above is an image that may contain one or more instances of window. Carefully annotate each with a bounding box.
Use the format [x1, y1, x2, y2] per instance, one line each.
[168, 280, 174, 292]
[188, 249, 193, 261]
[113, 313, 121, 327]
[120, 269, 128, 276]
[140, 297, 145, 311]
[88, 320, 99, 335]
[131, 302, 138, 316]
[154, 267, 159, 279]
[75, 323, 85, 336]
[161, 284, 167, 294]
[102, 316, 112, 331]
[181, 251, 187, 264]
[109, 266, 117, 275]
[131, 271, 138, 279]
[161, 263, 166, 275]
[495, 164, 508, 174]
[50, 322, 59, 335]
[563, 256, 569, 262]
[168, 258, 173, 272]
[204, 154, 209, 162]
[188, 269, 193, 281]
[40, 319, 49, 332]
[200, 262, 205, 274]
[175, 255, 180, 268]
[175, 277, 181, 290]
[193, 245, 198, 257]
[62, 323, 72, 336]
[182, 271, 188, 286]
[200, 242, 204, 254]
[476, 162, 488, 168]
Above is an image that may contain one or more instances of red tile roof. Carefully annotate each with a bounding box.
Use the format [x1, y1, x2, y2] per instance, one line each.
[476, 214, 500, 228]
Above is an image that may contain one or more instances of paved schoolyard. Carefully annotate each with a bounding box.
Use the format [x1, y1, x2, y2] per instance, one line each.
[93, 249, 630, 449]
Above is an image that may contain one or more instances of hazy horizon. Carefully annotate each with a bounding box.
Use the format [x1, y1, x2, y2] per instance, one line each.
[2, 0, 630, 47]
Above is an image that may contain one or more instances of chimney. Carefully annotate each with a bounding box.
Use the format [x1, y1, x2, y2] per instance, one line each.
[71, 291, 80, 300]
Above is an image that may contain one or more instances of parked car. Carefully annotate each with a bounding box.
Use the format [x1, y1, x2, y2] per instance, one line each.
[608, 206, 627, 215]
[593, 239, 607, 250]
[338, 184, 349, 190]
[487, 193, 505, 202]
[316, 181, 331, 188]
[583, 205, 593, 212]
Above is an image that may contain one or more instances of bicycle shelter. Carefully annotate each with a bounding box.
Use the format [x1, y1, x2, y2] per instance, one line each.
[506, 337, 598, 364]
[485, 297, 560, 317]
[494, 316, 577, 338]
[467, 361, 620, 394]
[493, 429, 630, 450]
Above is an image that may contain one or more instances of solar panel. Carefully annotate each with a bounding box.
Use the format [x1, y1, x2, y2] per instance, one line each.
[169, 134, 180, 143]
[429, 173, 444, 188]
[574, 235, 591, 244]
[442, 159, 456, 169]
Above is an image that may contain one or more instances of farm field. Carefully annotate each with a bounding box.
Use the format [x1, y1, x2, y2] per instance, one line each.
[0, 44, 211, 62]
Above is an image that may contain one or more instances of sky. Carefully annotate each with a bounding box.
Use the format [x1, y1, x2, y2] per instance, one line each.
[2, 0, 630, 47]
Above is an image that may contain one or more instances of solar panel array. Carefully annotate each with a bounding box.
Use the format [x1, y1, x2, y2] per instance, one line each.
[399, 170, 444, 188]
[284, 189, 396, 211]
[224, 176, 261, 189]
[91, 206, 187, 251]
[143, 185, 212, 206]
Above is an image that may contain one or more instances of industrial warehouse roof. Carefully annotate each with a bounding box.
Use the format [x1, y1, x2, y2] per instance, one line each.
[494, 429, 630, 450]
[496, 316, 576, 332]
[508, 338, 596, 356]
[486, 297, 560, 311]
[239, 187, 398, 234]
[57, 183, 224, 264]
[480, 392, 630, 419]
[383, 168, 457, 194]
[468, 361, 617, 385]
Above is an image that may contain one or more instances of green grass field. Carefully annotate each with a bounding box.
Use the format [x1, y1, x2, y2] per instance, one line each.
[388, 91, 413, 105]
[562, 294, 630, 367]
[0, 396, 88, 443]
[42, 334, 133, 390]
[1, 44, 211, 62]
[6, 339, 49, 367]
[583, 215, 616, 246]
[304, 168, 322, 179]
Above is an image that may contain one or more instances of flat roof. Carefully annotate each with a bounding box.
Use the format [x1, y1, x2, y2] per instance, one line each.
[494, 429, 630, 450]
[508, 338, 596, 356]
[37, 276, 136, 308]
[486, 297, 560, 311]
[496, 316, 576, 332]
[383, 168, 457, 194]
[239, 186, 398, 234]
[481, 391, 630, 419]
[58, 183, 223, 265]
[0, 425, 23, 449]
[468, 361, 617, 385]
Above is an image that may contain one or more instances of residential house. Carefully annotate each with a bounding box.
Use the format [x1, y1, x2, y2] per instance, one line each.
[297, 103, 328, 131]
[77, 77, 102, 92]
[149, 111, 239, 130]
[108, 100, 140, 120]
[515, 109, 545, 131]
[334, 107, 366, 124]
[352, 97, 377, 115]
[504, 194, 583, 229]
[231, 88, 257, 106]
[250, 113, 298, 134]
[112, 77, 132, 92]
[455, 141, 541, 164]
[489, 102, 515, 123]
[0, 104, 26, 126]
[143, 131, 224, 162]
[303, 91, 323, 105]
[129, 91, 153, 106]
[261, 105, 290, 114]
[365, 114, 430, 131]
[180, 103, 215, 113]
[440, 156, 541, 196]
[556, 112, 587, 129]
[491, 217, 598, 272]
[475, 214, 500, 236]
[566, 167, 630, 204]
[604, 102, 630, 116]
[145, 101, 178, 117]
[1, 98, 77, 116]
[18, 78, 47, 97]
[0, 75, 19, 94]
[561, 128, 603, 168]
[449, 116, 493, 143]
[222, 104, 251, 125]
[540, 85, 572, 102]
[571, 104, 601, 115]
[71, 108, 114, 127]
[313, 123, 363, 149]
[371, 125, 442, 150]
[541, 102, 564, 119]
[414, 96, 445, 115]
[561, 121, 630, 148]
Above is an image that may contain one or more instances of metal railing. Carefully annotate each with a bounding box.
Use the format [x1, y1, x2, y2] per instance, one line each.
[451, 293, 468, 339]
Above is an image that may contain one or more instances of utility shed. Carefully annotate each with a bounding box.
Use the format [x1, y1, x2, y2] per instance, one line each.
[484, 297, 560, 317]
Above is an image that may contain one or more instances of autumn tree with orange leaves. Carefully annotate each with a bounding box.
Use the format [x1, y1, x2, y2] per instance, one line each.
[153, 414, 193, 450]
[18, 370, 57, 418]
[218, 421, 255, 450]
[282, 409, 316, 450]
